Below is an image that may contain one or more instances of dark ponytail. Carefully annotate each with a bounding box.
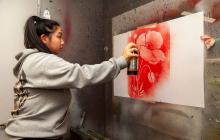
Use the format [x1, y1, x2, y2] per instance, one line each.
[24, 16, 60, 53]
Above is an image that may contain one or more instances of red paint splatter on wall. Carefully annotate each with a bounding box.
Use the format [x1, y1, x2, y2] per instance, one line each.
[63, 10, 72, 45]
[128, 23, 170, 98]
[186, 0, 201, 8]
[212, 2, 220, 21]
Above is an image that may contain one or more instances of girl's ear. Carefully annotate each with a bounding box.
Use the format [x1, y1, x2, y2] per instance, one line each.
[40, 34, 49, 44]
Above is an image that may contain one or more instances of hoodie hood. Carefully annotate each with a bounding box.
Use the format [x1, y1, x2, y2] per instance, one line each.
[13, 49, 39, 77]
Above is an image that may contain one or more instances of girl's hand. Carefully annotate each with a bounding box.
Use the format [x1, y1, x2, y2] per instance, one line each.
[200, 35, 215, 49]
[122, 42, 138, 62]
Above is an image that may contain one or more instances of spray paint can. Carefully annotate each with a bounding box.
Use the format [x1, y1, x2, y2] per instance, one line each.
[127, 50, 138, 75]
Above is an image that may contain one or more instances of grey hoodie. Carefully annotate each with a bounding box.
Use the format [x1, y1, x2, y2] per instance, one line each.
[5, 49, 127, 139]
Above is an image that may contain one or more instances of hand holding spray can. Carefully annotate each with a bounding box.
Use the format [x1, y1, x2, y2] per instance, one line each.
[127, 32, 139, 75]
[127, 49, 138, 75]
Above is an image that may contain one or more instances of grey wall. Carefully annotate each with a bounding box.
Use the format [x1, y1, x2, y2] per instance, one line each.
[104, 0, 220, 140]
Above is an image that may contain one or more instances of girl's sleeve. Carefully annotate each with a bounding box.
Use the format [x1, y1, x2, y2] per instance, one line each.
[23, 54, 127, 89]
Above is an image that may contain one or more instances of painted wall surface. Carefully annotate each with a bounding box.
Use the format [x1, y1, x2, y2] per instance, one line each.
[105, 0, 220, 140]
[0, 0, 38, 124]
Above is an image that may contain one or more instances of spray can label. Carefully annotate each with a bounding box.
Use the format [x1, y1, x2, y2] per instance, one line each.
[128, 57, 137, 71]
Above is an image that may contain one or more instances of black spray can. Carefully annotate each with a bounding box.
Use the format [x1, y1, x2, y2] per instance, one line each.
[127, 51, 138, 75]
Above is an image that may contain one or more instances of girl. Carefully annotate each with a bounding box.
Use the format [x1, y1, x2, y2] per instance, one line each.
[5, 16, 138, 139]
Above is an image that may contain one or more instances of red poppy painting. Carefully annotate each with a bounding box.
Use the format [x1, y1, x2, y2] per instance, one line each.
[113, 12, 204, 107]
[128, 23, 170, 98]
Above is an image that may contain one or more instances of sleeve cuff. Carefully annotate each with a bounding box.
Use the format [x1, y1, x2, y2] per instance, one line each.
[115, 56, 127, 69]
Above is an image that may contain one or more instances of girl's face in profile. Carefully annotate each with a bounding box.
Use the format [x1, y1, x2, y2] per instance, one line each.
[41, 26, 64, 54]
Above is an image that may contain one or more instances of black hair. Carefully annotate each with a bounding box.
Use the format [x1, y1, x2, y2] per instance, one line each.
[24, 16, 60, 53]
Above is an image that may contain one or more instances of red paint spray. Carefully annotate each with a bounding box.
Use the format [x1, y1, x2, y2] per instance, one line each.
[63, 10, 72, 45]
[128, 23, 170, 98]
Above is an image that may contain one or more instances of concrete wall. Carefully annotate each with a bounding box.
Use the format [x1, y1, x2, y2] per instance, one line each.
[104, 0, 220, 140]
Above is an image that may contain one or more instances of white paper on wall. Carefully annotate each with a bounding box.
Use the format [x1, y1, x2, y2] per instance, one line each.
[113, 12, 204, 108]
